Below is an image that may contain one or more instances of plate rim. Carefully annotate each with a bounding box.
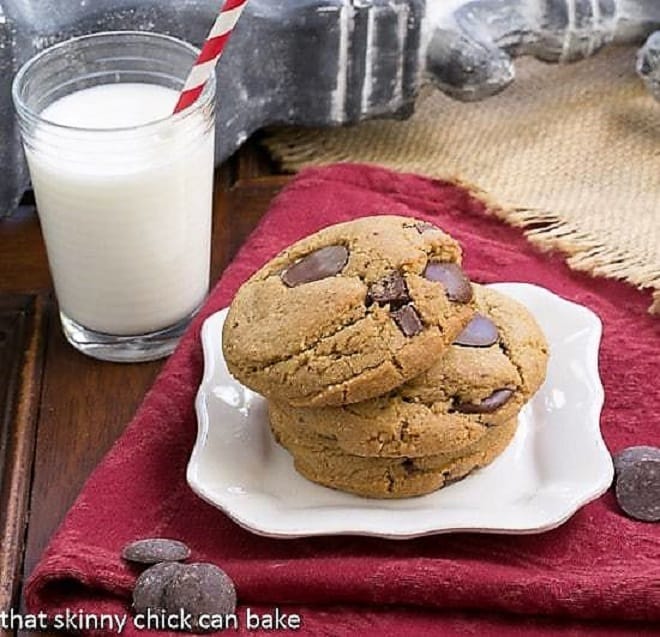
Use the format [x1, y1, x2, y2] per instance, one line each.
[187, 282, 613, 539]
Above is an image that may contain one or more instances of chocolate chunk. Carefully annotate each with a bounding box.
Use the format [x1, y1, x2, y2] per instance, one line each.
[133, 562, 184, 614]
[391, 304, 423, 336]
[453, 314, 499, 347]
[281, 245, 348, 287]
[423, 262, 473, 303]
[122, 538, 191, 564]
[615, 459, 660, 522]
[613, 446, 660, 476]
[367, 272, 410, 307]
[456, 388, 514, 414]
[401, 459, 416, 473]
[164, 563, 237, 631]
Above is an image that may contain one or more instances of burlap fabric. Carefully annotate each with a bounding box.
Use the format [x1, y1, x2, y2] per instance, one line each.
[265, 46, 660, 315]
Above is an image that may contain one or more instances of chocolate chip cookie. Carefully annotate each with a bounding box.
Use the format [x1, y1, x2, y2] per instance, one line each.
[222, 216, 475, 407]
[268, 285, 548, 457]
[271, 413, 518, 498]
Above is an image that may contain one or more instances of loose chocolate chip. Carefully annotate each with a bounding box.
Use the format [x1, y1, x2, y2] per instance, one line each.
[133, 562, 184, 614]
[122, 538, 191, 564]
[423, 262, 473, 303]
[367, 272, 410, 307]
[615, 459, 660, 522]
[281, 245, 348, 287]
[456, 388, 514, 414]
[164, 563, 237, 631]
[391, 304, 423, 336]
[613, 446, 660, 476]
[454, 314, 499, 347]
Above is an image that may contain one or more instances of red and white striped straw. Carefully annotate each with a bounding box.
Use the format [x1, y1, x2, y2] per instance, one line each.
[173, 0, 248, 114]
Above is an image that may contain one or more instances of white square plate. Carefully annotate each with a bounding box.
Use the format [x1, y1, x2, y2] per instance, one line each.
[187, 283, 613, 538]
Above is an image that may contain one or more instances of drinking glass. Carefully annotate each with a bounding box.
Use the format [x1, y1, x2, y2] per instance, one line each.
[12, 31, 216, 362]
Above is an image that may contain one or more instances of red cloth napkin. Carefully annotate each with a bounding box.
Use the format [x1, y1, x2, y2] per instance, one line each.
[26, 164, 660, 636]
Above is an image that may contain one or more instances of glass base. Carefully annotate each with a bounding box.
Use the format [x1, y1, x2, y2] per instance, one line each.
[60, 307, 200, 363]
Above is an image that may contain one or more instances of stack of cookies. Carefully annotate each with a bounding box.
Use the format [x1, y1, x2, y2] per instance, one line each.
[222, 216, 548, 498]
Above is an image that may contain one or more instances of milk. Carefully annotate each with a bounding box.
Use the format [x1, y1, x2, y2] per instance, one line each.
[27, 83, 214, 335]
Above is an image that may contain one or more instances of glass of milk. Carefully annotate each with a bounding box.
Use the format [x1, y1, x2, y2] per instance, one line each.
[12, 31, 215, 362]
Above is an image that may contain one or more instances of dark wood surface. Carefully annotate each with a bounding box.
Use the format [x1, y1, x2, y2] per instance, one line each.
[0, 144, 286, 637]
[0, 294, 47, 628]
